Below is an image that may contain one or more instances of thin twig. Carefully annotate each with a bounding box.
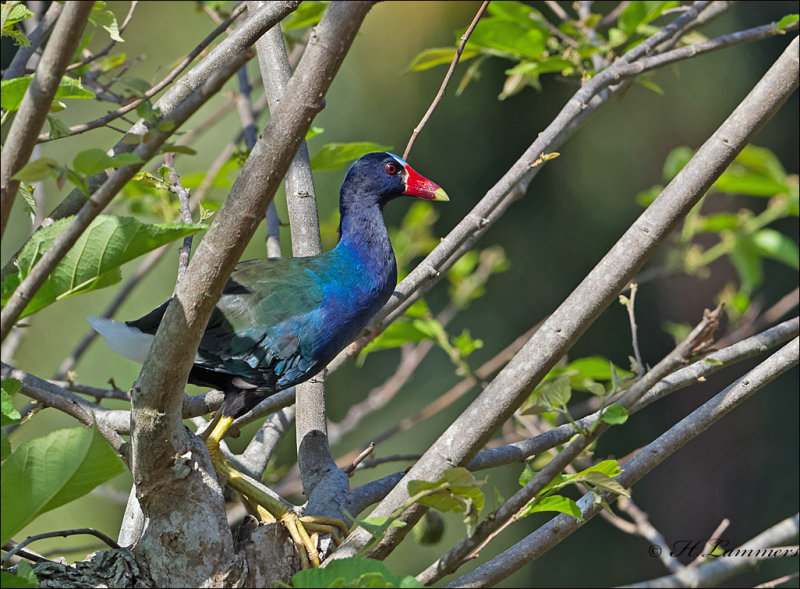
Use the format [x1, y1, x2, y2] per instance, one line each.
[354, 454, 421, 472]
[402, 1, 489, 160]
[66, 1, 139, 72]
[163, 152, 194, 289]
[614, 496, 683, 572]
[624, 282, 645, 375]
[343, 443, 376, 476]
[1, 528, 120, 565]
[755, 572, 800, 588]
[1, 540, 50, 564]
[688, 517, 731, 567]
[598, 1, 632, 30]
[35, 3, 249, 143]
[545, 0, 571, 22]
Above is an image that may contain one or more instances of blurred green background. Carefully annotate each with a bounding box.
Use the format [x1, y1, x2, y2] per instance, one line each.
[3, 2, 798, 586]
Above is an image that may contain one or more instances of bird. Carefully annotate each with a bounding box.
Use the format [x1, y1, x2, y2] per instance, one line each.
[89, 152, 448, 567]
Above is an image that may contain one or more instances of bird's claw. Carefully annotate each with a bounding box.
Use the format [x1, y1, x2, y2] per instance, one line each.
[278, 512, 349, 568]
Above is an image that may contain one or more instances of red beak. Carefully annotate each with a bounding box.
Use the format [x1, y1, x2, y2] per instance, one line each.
[403, 164, 449, 201]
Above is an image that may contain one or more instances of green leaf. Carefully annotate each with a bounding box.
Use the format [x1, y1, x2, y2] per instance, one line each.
[735, 145, 787, 182]
[618, 2, 647, 35]
[777, 14, 799, 31]
[1, 427, 124, 545]
[697, 212, 740, 233]
[466, 18, 546, 61]
[750, 229, 799, 269]
[47, 114, 71, 139]
[581, 460, 623, 478]
[600, 404, 628, 425]
[538, 374, 571, 407]
[1, 379, 23, 427]
[283, 1, 329, 29]
[0, 77, 29, 111]
[407, 468, 485, 515]
[729, 239, 764, 293]
[583, 380, 607, 397]
[310, 142, 393, 172]
[636, 184, 663, 207]
[407, 47, 479, 72]
[636, 75, 664, 95]
[11, 158, 59, 183]
[1, 2, 33, 47]
[2, 2, 34, 31]
[663, 146, 694, 181]
[618, 1, 678, 36]
[1, 562, 38, 588]
[1, 215, 207, 317]
[54, 75, 94, 100]
[2, 74, 93, 112]
[520, 494, 582, 519]
[360, 320, 434, 354]
[582, 471, 630, 496]
[73, 149, 143, 175]
[89, 8, 124, 43]
[305, 126, 324, 141]
[452, 329, 483, 357]
[713, 170, 789, 197]
[291, 557, 423, 588]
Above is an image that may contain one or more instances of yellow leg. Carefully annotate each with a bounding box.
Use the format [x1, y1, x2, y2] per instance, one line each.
[206, 415, 348, 567]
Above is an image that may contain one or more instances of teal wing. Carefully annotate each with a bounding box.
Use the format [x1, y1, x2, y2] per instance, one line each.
[195, 257, 329, 387]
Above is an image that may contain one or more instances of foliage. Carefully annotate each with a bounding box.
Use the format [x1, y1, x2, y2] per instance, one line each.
[290, 557, 422, 588]
[637, 144, 798, 329]
[1, 425, 124, 545]
[517, 459, 628, 520]
[1, 215, 207, 318]
[0, 1, 797, 586]
[408, 0, 687, 98]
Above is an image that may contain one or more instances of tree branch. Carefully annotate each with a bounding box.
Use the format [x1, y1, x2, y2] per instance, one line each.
[623, 514, 799, 587]
[417, 304, 725, 583]
[447, 339, 799, 587]
[248, 1, 336, 508]
[128, 3, 372, 583]
[467, 316, 799, 472]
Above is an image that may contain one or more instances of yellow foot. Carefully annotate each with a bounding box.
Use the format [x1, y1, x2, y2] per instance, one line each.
[206, 415, 348, 568]
[279, 511, 349, 568]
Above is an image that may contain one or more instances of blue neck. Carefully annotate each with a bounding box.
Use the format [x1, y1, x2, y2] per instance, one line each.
[337, 200, 396, 279]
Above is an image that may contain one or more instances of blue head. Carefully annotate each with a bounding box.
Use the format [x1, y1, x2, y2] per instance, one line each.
[339, 152, 448, 210]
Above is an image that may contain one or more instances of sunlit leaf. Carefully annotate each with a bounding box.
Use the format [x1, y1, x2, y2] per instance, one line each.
[750, 229, 799, 269]
[291, 557, 423, 588]
[11, 158, 59, 183]
[520, 494, 582, 519]
[1, 215, 206, 317]
[1, 427, 124, 545]
[311, 142, 393, 172]
[600, 404, 628, 425]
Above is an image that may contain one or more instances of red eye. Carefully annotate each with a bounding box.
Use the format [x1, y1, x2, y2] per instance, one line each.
[384, 163, 399, 175]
